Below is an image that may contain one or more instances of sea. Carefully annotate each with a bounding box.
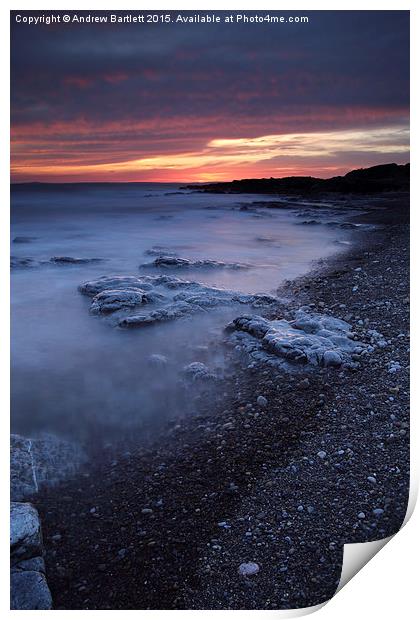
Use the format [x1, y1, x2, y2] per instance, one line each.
[11, 183, 357, 448]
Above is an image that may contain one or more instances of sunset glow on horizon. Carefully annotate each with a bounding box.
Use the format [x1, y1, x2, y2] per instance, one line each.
[11, 11, 409, 183]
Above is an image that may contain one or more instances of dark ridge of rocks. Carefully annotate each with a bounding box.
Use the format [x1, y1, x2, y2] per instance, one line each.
[12, 236, 37, 244]
[50, 256, 105, 265]
[11, 256, 38, 269]
[141, 256, 250, 270]
[11, 256, 106, 269]
[144, 246, 178, 257]
[181, 163, 409, 195]
[78, 274, 280, 328]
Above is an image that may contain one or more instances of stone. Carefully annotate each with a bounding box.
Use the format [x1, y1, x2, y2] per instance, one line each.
[148, 354, 168, 367]
[317, 451, 327, 459]
[10, 571, 52, 610]
[297, 378, 310, 390]
[10, 503, 42, 562]
[256, 395, 268, 407]
[238, 562, 260, 576]
[10, 500, 52, 609]
[182, 362, 217, 382]
[10, 435, 38, 500]
[323, 350, 343, 367]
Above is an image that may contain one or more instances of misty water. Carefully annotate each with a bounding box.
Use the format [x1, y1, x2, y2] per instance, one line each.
[11, 184, 356, 449]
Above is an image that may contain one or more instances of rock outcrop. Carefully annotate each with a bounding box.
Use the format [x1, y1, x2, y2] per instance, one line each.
[141, 256, 250, 270]
[79, 274, 279, 328]
[10, 502, 52, 609]
[182, 163, 409, 195]
[11, 433, 85, 502]
[50, 256, 104, 264]
[12, 236, 37, 244]
[10, 433, 85, 609]
[10, 256, 38, 269]
[226, 308, 368, 369]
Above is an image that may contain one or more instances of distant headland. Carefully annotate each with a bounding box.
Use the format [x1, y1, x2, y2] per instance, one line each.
[182, 163, 410, 195]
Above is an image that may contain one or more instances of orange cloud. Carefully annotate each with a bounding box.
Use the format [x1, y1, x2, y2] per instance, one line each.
[11, 124, 409, 183]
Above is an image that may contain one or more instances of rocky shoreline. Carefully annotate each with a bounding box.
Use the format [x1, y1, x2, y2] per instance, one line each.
[182, 163, 409, 195]
[15, 193, 409, 610]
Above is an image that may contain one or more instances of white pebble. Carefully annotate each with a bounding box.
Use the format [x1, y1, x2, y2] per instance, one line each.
[238, 562, 260, 576]
[256, 395, 268, 407]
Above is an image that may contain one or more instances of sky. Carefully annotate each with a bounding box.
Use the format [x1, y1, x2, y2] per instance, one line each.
[10, 10, 409, 183]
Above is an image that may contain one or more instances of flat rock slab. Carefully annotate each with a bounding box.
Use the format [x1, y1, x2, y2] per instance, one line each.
[226, 308, 367, 369]
[79, 274, 279, 328]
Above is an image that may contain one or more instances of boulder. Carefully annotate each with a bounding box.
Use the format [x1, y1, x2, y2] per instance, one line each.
[10, 503, 42, 562]
[148, 354, 169, 367]
[10, 435, 38, 500]
[323, 350, 343, 367]
[10, 499, 53, 608]
[182, 362, 217, 382]
[10, 571, 52, 610]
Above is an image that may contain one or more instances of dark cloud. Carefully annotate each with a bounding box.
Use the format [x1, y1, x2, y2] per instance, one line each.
[10, 10, 409, 181]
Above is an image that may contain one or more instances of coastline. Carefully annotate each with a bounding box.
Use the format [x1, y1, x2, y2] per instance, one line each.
[26, 193, 409, 610]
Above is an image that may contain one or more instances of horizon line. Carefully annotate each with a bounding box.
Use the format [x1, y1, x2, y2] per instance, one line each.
[9, 162, 410, 187]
